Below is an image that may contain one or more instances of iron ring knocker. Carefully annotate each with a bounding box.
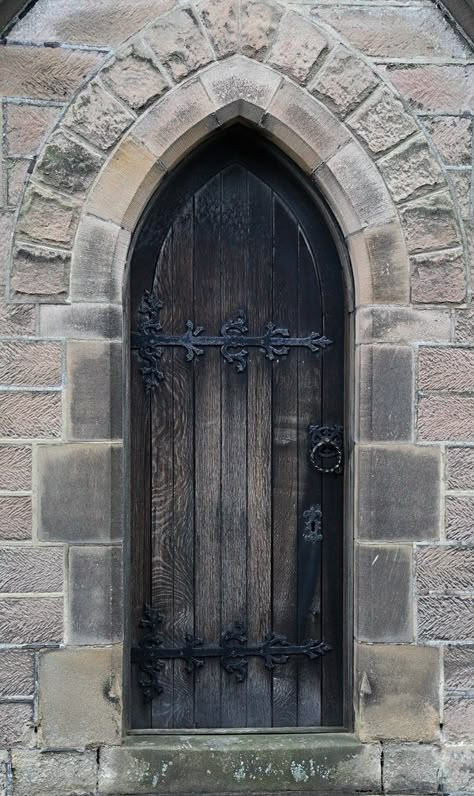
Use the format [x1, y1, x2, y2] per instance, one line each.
[309, 425, 344, 474]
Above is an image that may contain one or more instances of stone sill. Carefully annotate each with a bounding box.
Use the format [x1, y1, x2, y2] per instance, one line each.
[98, 733, 382, 794]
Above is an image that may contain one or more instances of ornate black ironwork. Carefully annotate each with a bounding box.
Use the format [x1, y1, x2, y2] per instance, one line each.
[132, 606, 331, 701]
[132, 291, 332, 390]
[302, 504, 323, 544]
[309, 424, 344, 474]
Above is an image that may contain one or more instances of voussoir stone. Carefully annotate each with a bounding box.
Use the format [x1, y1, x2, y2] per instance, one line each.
[144, 7, 214, 82]
[267, 11, 327, 85]
[423, 115, 473, 166]
[63, 80, 135, 151]
[16, 186, 80, 247]
[400, 191, 460, 254]
[101, 41, 170, 111]
[11, 243, 71, 300]
[198, 0, 239, 59]
[309, 44, 379, 118]
[347, 85, 418, 155]
[200, 57, 282, 126]
[378, 136, 444, 203]
[35, 129, 103, 195]
[348, 220, 410, 305]
[241, 0, 284, 61]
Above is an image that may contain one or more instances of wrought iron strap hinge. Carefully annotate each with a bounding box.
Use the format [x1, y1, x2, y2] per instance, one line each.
[131, 291, 332, 390]
[132, 605, 332, 702]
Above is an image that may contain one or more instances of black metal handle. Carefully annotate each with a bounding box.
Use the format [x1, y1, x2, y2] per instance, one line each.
[309, 424, 344, 474]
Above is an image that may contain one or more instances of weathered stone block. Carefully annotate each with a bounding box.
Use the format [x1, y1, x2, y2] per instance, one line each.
[16, 187, 80, 247]
[356, 643, 440, 742]
[38, 646, 122, 747]
[67, 546, 122, 644]
[198, 0, 238, 59]
[241, 0, 284, 61]
[358, 346, 413, 442]
[444, 694, 474, 742]
[12, 750, 97, 796]
[63, 80, 134, 151]
[423, 115, 472, 166]
[378, 136, 443, 203]
[455, 308, 474, 342]
[39, 303, 122, 340]
[383, 743, 441, 793]
[446, 495, 474, 543]
[443, 746, 474, 793]
[356, 307, 450, 344]
[37, 443, 122, 542]
[418, 595, 474, 640]
[0, 341, 62, 388]
[0, 650, 34, 697]
[0, 597, 62, 643]
[35, 129, 103, 195]
[267, 11, 327, 85]
[309, 44, 379, 118]
[348, 220, 409, 305]
[0, 304, 35, 337]
[71, 215, 127, 303]
[0, 46, 101, 101]
[357, 445, 440, 541]
[445, 645, 474, 690]
[11, 243, 71, 300]
[0, 392, 61, 438]
[6, 103, 60, 157]
[102, 42, 169, 111]
[347, 86, 417, 155]
[386, 64, 474, 114]
[447, 448, 474, 490]
[0, 496, 31, 541]
[418, 396, 474, 441]
[417, 547, 474, 594]
[65, 341, 122, 440]
[419, 347, 474, 391]
[0, 704, 32, 748]
[7, 159, 29, 207]
[144, 7, 214, 82]
[411, 248, 466, 304]
[400, 192, 460, 254]
[0, 547, 63, 594]
[356, 544, 413, 642]
[449, 169, 472, 220]
[200, 57, 281, 126]
[0, 446, 32, 491]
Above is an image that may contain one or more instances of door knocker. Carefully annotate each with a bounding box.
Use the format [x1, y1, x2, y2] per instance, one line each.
[309, 424, 344, 474]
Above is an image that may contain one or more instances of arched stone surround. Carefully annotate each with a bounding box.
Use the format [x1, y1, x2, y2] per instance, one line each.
[0, 1, 473, 793]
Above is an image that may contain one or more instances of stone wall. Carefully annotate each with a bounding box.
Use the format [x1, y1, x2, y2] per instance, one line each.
[0, 0, 473, 793]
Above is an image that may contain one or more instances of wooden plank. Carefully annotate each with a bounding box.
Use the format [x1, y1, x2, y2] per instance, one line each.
[246, 173, 272, 728]
[220, 164, 248, 728]
[271, 195, 298, 727]
[194, 175, 222, 728]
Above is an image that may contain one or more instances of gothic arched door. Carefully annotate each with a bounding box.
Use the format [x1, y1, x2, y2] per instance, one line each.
[129, 128, 346, 730]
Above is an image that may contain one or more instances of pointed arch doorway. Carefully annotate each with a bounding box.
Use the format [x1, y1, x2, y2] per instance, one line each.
[128, 127, 347, 731]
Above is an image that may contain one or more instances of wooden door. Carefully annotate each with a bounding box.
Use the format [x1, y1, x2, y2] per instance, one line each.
[129, 129, 345, 730]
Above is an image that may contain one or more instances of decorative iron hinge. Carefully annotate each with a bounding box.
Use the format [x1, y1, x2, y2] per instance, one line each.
[309, 424, 344, 474]
[131, 291, 332, 391]
[132, 605, 332, 701]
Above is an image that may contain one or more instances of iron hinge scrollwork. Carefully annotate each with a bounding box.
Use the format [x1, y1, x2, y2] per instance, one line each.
[309, 424, 344, 474]
[132, 605, 332, 701]
[131, 291, 333, 391]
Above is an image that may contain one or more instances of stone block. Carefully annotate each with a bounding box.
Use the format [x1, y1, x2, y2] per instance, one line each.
[0, 497, 31, 541]
[400, 192, 460, 255]
[37, 443, 123, 542]
[358, 346, 413, 442]
[144, 7, 214, 82]
[198, 0, 239, 59]
[67, 546, 122, 644]
[348, 220, 409, 305]
[309, 44, 379, 118]
[0, 597, 62, 644]
[102, 42, 169, 111]
[0, 547, 63, 594]
[38, 646, 121, 747]
[0, 751, 6, 796]
[11, 243, 71, 300]
[357, 445, 440, 541]
[383, 743, 441, 793]
[0, 46, 101, 102]
[446, 495, 474, 543]
[0, 650, 34, 697]
[449, 169, 472, 220]
[356, 307, 450, 344]
[447, 448, 474, 490]
[419, 347, 474, 392]
[445, 645, 474, 689]
[65, 341, 122, 440]
[6, 103, 60, 157]
[0, 704, 33, 748]
[423, 115, 472, 166]
[17, 186, 80, 248]
[442, 746, 474, 793]
[35, 129, 103, 196]
[347, 86, 417, 155]
[455, 309, 474, 342]
[0, 212, 15, 293]
[356, 643, 440, 742]
[386, 64, 474, 114]
[356, 544, 413, 642]
[418, 595, 474, 640]
[12, 750, 97, 796]
[0, 446, 32, 491]
[39, 303, 122, 340]
[0, 392, 61, 438]
[71, 215, 127, 303]
[7, 159, 29, 207]
[241, 0, 284, 61]
[418, 396, 474, 441]
[200, 57, 282, 126]
[411, 248, 466, 304]
[444, 694, 474, 742]
[417, 547, 474, 594]
[267, 11, 327, 85]
[378, 136, 443, 204]
[63, 80, 134, 152]
[0, 304, 35, 337]
[0, 341, 62, 388]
